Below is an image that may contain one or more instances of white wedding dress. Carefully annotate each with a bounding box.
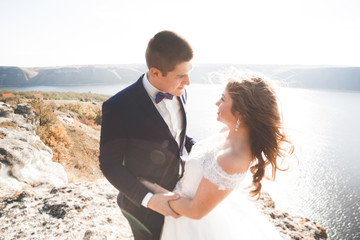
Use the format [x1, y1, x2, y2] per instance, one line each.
[161, 136, 283, 240]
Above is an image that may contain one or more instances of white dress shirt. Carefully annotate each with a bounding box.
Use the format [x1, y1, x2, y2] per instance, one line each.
[141, 73, 184, 207]
[142, 73, 183, 146]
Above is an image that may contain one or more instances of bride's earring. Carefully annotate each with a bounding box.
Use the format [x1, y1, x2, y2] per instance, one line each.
[235, 119, 240, 131]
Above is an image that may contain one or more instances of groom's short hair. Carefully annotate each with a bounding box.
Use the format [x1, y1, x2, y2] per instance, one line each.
[146, 31, 193, 76]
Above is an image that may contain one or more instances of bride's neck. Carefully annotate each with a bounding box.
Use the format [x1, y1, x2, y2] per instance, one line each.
[219, 126, 249, 151]
[226, 126, 249, 140]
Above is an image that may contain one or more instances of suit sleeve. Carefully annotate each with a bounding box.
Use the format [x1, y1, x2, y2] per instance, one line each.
[185, 135, 196, 153]
[99, 101, 149, 207]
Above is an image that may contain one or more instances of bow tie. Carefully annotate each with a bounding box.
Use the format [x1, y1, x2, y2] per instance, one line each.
[155, 92, 174, 104]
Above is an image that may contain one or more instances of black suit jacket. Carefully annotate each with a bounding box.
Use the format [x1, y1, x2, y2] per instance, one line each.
[99, 74, 195, 233]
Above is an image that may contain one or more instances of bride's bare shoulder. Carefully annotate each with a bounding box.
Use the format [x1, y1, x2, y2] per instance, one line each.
[216, 148, 251, 175]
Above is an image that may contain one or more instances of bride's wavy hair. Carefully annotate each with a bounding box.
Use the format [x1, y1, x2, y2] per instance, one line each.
[225, 72, 294, 199]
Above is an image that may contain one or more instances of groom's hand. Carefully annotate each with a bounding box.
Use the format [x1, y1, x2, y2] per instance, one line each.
[147, 192, 181, 218]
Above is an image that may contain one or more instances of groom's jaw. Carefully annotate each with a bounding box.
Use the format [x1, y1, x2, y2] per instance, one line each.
[174, 86, 186, 96]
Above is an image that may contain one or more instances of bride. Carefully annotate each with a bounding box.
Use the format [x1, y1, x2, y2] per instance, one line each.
[141, 73, 294, 239]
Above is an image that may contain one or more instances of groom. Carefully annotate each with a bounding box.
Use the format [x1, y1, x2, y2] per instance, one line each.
[99, 31, 195, 240]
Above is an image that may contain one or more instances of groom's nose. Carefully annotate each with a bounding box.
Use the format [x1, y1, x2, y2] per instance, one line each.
[183, 75, 190, 85]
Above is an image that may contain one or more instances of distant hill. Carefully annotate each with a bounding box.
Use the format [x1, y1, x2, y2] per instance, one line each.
[0, 64, 359, 91]
[0, 65, 147, 86]
[275, 67, 360, 91]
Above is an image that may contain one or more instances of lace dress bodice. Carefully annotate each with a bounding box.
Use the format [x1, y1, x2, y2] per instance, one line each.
[174, 136, 247, 198]
[162, 135, 283, 240]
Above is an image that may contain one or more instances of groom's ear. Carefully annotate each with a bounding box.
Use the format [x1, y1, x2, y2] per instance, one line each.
[149, 67, 162, 79]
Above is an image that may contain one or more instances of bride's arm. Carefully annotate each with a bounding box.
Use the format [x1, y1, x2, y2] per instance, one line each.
[168, 178, 232, 219]
[139, 178, 231, 219]
[140, 153, 247, 220]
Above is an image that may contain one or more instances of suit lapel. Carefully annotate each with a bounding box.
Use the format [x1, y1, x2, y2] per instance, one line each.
[178, 93, 187, 149]
[133, 76, 179, 147]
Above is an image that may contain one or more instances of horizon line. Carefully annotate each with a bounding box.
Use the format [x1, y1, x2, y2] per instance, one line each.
[1, 63, 359, 69]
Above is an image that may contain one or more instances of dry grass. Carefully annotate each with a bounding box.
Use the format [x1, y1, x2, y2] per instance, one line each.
[59, 102, 102, 127]
[0, 121, 18, 129]
[1, 92, 108, 182]
[0, 90, 110, 102]
[30, 100, 103, 182]
[64, 121, 102, 181]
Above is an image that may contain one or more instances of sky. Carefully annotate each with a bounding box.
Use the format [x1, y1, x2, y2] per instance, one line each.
[0, 0, 359, 68]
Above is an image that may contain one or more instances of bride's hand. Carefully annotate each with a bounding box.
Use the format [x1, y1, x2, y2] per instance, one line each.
[139, 178, 169, 194]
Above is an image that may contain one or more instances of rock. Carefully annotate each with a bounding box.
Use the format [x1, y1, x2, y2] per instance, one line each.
[255, 193, 330, 240]
[259, 191, 276, 208]
[83, 230, 94, 240]
[39, 202, 68, 219]
[3, 192, 29, 204]
[0, 103, 67, 190]
[0, 102, 38, 132]
[14, 103, 37, 122]
[0, 179, 330, 240]
[315, 223, 328, 239]
[0, 179, 133, 240]
[0, 104, 13, 119]
[57, 114, 75, 126]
